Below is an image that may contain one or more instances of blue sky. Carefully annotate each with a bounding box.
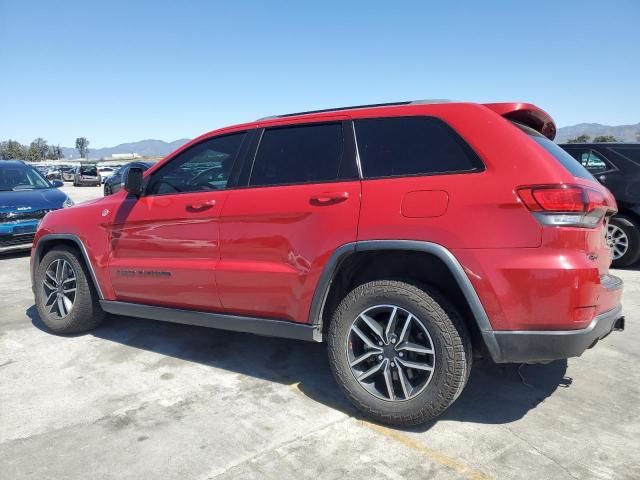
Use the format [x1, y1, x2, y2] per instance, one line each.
[1, 0, 639, 147]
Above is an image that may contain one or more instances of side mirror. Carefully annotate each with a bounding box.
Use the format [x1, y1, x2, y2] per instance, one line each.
[51, 180, 64, 188]
[123, 167, 144, 196]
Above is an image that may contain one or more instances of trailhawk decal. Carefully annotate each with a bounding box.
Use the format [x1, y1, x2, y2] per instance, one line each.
[116, 270, 172, 278]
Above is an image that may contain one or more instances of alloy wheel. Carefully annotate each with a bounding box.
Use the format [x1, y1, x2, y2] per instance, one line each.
[346, 304, 436, 402]
[607, 224, 629, 260]
[42, 258, 77, 319]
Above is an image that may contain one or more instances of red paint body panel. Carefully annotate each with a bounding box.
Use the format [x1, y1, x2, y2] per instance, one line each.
[401, 190, 449, 218]
[106, 189, 228, 310]
[217, 181, 361, 322]
[32, 100, 621, 339]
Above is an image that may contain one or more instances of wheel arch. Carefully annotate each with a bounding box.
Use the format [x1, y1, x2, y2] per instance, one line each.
[309, 240, 500, 358]
[31, 234, 104, 299]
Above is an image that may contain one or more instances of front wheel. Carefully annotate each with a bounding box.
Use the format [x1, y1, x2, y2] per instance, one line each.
[608, 215, 640, 268]
[35, 246, 105, 334]
[327, 280, 471, 427]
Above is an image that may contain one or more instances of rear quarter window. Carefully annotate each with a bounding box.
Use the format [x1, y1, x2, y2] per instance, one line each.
[354, 116, 484, 178]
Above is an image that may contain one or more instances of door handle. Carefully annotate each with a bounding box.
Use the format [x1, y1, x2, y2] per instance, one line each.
[187, 199, 216, 211]
[310, 191, 349, 205]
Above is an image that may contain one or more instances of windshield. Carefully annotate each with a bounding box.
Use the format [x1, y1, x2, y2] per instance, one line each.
[0, 165, 52, 191]
[512, 122, 595, 180]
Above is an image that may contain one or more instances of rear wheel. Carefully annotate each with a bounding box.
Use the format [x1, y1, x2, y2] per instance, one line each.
[104, 184, 111, 196]
[608, 215, 640, 268]
[327, 280, 471, 427]
[35, 246, 105, 333]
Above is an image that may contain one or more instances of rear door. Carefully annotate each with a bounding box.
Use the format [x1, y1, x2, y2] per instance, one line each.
[217, 119, 361, 323]
[107, 132, 247, 311]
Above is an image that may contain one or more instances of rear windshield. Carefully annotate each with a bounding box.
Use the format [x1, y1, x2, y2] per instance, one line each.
[512, 122, 594, 180]
[80, 166, 98, 175]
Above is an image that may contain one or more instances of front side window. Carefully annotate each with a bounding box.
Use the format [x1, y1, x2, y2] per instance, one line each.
[250, 123, 343, 187]
[146, 133, 246, 195]
[354, 116, 483, 178]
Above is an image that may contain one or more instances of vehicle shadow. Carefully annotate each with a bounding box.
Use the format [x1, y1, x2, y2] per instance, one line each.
[27, 306, 570, 431]
[0, 251, 31, 260]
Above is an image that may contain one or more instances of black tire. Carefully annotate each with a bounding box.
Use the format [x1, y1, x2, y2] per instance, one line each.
[609, 214, 640, 268]
[104, 184, 111, 196]
[34, 245, 105, 334]
[327, 280, 472, 427]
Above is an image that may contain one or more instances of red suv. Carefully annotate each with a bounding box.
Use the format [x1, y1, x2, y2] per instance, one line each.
[30, 101, 624, 426]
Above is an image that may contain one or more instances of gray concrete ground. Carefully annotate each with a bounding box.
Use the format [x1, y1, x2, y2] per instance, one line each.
[1, 185, 639, 479]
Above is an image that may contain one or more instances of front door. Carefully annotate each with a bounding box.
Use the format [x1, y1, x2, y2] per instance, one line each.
[107, 132, 247, 311]
[217, 120, 361, 323]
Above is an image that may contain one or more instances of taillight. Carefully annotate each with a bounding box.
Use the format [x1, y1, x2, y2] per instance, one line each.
[517, 184, 616, 228]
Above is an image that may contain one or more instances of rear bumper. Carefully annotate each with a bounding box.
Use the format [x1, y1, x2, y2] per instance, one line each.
[484, 304, 624, 363]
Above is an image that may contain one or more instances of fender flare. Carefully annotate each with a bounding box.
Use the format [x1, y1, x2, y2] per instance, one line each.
[31, 234, 104, 299]
[308, 240, 501, 359]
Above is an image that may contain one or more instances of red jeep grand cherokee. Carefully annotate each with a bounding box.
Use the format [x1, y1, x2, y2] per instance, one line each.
[31, 101, 624, 426]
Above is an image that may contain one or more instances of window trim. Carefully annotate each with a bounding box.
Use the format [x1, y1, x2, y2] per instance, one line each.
[244, 120, 357, 189]
[352, 115, 486, 180]
[143, 131, 249, 197]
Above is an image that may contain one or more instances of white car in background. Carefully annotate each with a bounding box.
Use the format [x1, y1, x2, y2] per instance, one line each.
[97, 166, 116, 184]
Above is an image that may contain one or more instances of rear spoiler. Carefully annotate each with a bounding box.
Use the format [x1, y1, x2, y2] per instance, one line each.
[483, 102, 556, 140]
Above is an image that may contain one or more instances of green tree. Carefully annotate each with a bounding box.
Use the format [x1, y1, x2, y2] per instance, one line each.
[593, 135, 618, 142]
[75, 137, 89, 159]
[47, 145, 64, 160]
[25, 143, 41, 162]
[0, 139, 27, 159]
[566, 134, 591, 143]
[30, 137, 49, 162]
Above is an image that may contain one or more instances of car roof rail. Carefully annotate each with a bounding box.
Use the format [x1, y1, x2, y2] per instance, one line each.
[256, 99, 453, 121]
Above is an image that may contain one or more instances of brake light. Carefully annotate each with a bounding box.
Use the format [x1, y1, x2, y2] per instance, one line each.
[517, 184, 616, 228]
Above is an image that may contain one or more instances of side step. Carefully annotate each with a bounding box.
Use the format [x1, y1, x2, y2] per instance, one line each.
[99, 301, 323, 342]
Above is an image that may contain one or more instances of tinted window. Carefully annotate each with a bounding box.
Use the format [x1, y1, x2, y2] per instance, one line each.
[250, 123, 343, 186]
[354, 116, 483, 178]
[610, 147, 640, 166]
[80, 166, 98, 176]
[147, 133, 245, 195]
[514, 123, 594, 180]
[579, 151, 611, 173]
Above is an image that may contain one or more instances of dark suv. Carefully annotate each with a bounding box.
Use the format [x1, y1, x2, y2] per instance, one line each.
[560, 143, 640, 267]
[30, 101, 624, 426]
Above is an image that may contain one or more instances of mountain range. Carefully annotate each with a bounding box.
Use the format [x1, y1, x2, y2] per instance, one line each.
[57, 122, 639, 159]
[61, 139, 190, 159]
[555, 123, 640, 143]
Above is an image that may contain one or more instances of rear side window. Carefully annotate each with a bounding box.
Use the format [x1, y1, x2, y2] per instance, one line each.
[514, 122, 594, 180]
[250, 123, 343, 187]
[354, 116, 483, 178]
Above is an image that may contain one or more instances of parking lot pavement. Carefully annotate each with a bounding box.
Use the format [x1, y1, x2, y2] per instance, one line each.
[59, 183, 104, 204]
[1, 186, 639, 479]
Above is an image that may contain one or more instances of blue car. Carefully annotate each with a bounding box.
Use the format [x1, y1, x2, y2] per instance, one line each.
[0, 160, 74, 253]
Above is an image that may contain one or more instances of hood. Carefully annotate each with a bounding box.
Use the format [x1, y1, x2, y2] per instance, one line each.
[0, 188, 68, 212]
